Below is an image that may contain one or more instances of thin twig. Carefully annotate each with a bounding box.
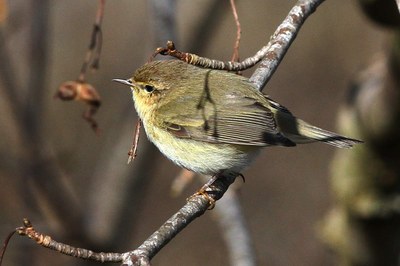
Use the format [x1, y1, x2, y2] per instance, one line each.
[214, 188, 256, 266]
[127, 119, 142, 164]
[90, 0, 105, 70]
[0, 230, 16, 265]
[78, 0, 105, 82]
[171, 169, 196, 197]
[230, 0, 241, 62]
[15, 219, 123, 263]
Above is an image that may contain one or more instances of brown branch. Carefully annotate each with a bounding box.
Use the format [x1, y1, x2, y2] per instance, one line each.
[0, 230, 16, 265]
[3, 175, 235, 265]
[15, 219, 122, 263]
[127, 119, 142, 164]
[230, 0, 241, 62]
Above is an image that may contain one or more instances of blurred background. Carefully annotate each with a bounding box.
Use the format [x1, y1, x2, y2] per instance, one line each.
[0, 0, 395, 265]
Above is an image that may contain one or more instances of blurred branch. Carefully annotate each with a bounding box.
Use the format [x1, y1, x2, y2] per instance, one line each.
[78, 0, 104, 81]
[321, 3, 400, 265]
[397, 0, 400, 14]
[24, 0, 49, 135]
[0, 29, 21, 118]
[321, 51, 400, 266]
[214, 188, 256, 266]
[357, 0, 400, 27]
[149, 0, 177, 46]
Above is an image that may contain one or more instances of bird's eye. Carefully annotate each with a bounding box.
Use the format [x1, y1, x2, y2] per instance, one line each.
[144, 85, 154, 93]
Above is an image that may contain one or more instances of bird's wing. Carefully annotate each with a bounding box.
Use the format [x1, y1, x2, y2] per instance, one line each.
[154, 76, 295, 147]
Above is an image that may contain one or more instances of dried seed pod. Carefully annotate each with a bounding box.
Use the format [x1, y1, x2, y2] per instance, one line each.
[55, 81, 101, 106]
[55, 81, 101, 133]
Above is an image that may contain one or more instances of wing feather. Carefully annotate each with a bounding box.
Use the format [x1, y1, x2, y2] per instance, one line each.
[155, 69, 295, 147]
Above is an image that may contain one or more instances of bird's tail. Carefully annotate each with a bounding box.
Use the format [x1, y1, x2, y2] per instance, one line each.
[284, 119, 362, 148]
[268, 97, 362, 148]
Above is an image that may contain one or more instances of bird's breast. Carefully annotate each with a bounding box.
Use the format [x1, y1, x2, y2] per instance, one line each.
[142, 122, 260, 175]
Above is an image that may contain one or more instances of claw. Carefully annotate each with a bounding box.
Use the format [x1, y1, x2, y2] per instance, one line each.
[238, 173, 245, 183]
[187, 190, 216, 210]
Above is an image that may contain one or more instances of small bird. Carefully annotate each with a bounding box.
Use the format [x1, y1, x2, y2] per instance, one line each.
[113, 60, 361, 181]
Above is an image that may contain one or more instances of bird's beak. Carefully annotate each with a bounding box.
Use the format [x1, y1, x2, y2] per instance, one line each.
[112, 78, 133, 87]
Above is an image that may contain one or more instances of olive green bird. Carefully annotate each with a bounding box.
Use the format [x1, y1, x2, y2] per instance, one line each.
[113, 60, 361, 177]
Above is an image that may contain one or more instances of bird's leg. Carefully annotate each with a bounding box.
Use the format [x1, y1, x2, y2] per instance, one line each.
[198, 174, 220, 194]
[188, 172, 242, 209]
[187, 174, 220, 210]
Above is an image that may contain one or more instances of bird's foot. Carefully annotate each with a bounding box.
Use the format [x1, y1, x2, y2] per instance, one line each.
[187, 175, 220, 210]
[187, 190, 216, 210]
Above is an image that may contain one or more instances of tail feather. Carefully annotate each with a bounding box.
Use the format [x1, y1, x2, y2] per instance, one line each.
[294, 120, 362, 148]
[267, 97, 362, 148]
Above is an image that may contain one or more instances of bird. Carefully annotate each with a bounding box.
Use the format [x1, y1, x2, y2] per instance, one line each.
[113, 60, 362, 190]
